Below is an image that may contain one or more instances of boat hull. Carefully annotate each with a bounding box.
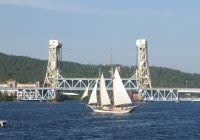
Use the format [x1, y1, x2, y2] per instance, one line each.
[88, 105, 137, 114]
[93, 108, 134, 114]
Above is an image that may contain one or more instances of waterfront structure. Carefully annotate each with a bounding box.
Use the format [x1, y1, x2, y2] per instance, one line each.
[0, 81, 40, 96]
[43, 40, 63, 88]
[131, 39, 152, 88]
[56, 78, 137, 90]
[0, 81, 40, 89]
[17, 88, 56, 101]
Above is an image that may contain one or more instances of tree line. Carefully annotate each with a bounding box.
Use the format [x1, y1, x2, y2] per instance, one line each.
[1, 52, 200, 88]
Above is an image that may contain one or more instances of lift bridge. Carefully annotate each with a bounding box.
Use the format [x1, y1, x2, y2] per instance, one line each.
[3, 39, 200, 102]
[16, 78, 137, 101]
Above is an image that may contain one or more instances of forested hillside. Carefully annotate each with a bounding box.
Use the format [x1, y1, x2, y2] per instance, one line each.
[1, 52, 200, 88]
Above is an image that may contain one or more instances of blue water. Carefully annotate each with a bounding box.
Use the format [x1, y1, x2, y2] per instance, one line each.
[0, 101, 200, 140]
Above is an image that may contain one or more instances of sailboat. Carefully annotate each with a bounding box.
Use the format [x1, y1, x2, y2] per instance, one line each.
[81, 68, 137, 114]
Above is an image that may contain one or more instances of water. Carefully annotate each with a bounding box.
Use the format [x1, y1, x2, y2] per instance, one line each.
[0, 101, 200, 140]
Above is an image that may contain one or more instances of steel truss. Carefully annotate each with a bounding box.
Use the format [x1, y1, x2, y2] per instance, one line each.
[43, 40, 63, 88]
[17, 88, 56, 101]
[141, 89, 179, 101]
[131, 39, 152, 88]
[56, 78, 138, 90]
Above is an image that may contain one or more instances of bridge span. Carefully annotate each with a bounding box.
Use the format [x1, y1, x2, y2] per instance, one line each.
[140, 88, 200, 102]
[1, 79, 200, 102]
[56, 78, 137, 90]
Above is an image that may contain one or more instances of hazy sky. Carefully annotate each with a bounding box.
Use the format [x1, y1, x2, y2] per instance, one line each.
[0, 0, 199, 73]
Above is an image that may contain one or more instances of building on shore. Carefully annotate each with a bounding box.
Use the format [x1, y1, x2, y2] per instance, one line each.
[0, 81, 40, 96]
[0, 81, 40, 88]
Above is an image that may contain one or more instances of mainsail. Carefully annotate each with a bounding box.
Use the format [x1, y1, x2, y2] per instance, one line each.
[100, 74, 111, 106]
[113, 68, 132, 106]
[88, 80, 98, 104]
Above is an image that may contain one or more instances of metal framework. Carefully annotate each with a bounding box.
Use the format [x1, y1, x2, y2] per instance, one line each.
[17, 88, 56, 101]
[141, 89, 179, 101]
[132, 39, 152, 88]
[56, 78, 138, 90]
[1, 87, 200, 102]
[140, 88, 200, 102]
[43, 40, 63, 88]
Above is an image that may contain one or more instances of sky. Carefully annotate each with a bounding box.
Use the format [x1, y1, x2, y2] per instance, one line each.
[0, 0, 200, 73]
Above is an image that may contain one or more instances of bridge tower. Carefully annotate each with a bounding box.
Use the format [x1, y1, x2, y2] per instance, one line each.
[131, 39, 152, 88]
[43, 40, 63, 88]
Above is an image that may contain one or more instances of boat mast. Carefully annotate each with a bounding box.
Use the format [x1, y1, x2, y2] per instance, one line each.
[110, 48, 115, 106]
[110, 48, 114, 79]
[98, 68, 101, 78]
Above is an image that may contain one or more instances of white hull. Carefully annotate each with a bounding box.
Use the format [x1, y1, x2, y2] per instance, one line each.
[93, 109, 133, 114]
[88, 105, 136, 114]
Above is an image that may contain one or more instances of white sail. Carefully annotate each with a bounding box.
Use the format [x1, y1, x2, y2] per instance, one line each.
[88, 81, 98, 104]
[81, 87, 89, 100]
[100, 74, 111, 106]
[113, 68, 132, 106]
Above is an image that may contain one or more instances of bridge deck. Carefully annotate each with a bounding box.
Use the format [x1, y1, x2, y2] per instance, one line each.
[1, 87, 200, 92]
